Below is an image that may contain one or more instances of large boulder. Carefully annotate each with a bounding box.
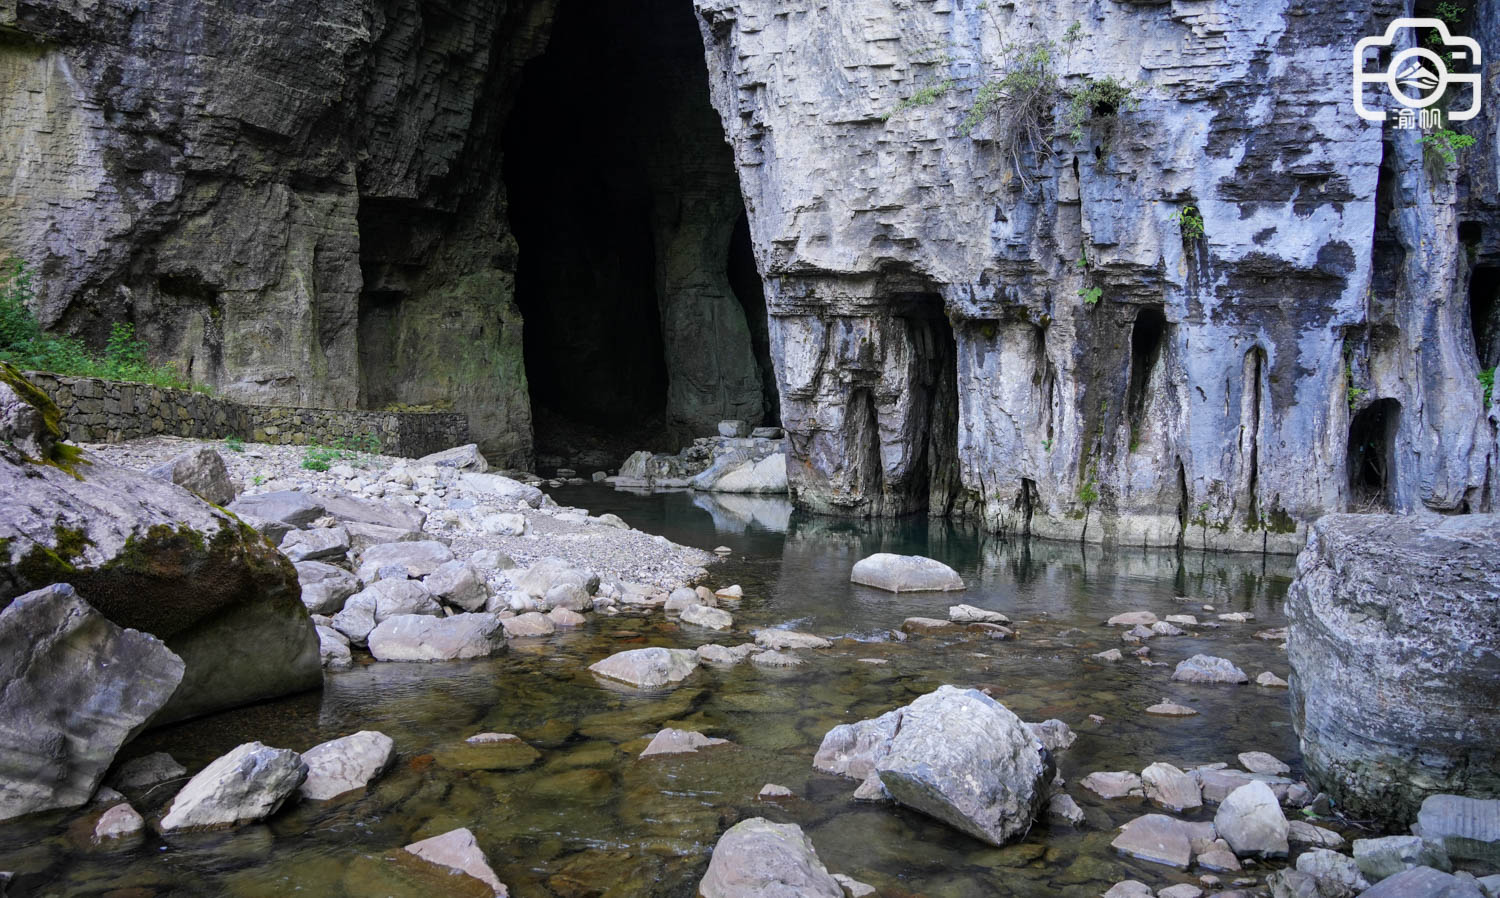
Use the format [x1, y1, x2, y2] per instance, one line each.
[873, 685, 1048, 845]
[0, 390, 320, 724]
[849, 553, 965, 592]
[356, 541, 454, 582]
[459, 472, 545, 508]
[147, 447, 236, 506]
[514, 557, 598, 599]
[699, 818, 844, 898]
[295, 561, 360, 615]
[1415, 794, 1500, 866]
[322, 494, 427, 532]
[813, 709, 902, 781]
[366, 613, 505, 662]
[1287, 514, 1500, 823]
[225, 490, 325, 537]
[159, 742, 307, 831]
[1215, 781, 1288, 857]
[416, 444, 489, 473]
[424, 561, 488, 612]
[0, 584, 185, 821]
[588, 647, 700, 689]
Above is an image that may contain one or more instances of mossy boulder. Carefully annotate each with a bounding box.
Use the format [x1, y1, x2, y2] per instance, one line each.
[0, 377, 320, 723]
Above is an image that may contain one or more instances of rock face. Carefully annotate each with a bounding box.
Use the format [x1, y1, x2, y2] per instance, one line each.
[0, 411, 320, 723]
[874, 686, 1047, 846]
[850, 553, 965, 592]
[0, 584, 185, 821]
[1287, 515, 1500, 824]
[159, 742, 307, 831]
[694, 0, 1499, 548]
[699, 818, 844, 898]
[1415, 795, 1500, 866]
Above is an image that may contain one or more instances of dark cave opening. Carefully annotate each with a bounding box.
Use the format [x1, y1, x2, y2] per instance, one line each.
[1347, 398, 1400, 511]
[899, 296, 961, 517]
[502, 0, 771, 469]
[1471, 265, 1499, 370]
[1125, 306, 1167, 449]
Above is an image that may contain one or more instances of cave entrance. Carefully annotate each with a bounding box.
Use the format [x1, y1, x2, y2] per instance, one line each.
[502, 0, 772, 471]
[1471, 265, 1499, 370]
[1347, 398, 1400, 511]
[896, 296, 961, 517]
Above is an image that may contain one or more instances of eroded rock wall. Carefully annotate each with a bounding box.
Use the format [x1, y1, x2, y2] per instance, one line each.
[0, 0, 553, 468]
[696, 0, 1500, 550]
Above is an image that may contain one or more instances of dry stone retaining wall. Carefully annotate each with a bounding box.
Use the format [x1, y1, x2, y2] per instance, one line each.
[25, 372, 467, 459]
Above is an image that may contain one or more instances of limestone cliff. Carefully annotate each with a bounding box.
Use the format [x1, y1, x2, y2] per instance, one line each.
[695, 0, 1500, 550]
[0, 0, 553, 468]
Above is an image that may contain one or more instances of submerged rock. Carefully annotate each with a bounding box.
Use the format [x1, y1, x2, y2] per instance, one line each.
[1287, 514, 1500, 823]
[93, 802, 145, 841]
[850, 553, 965, 592]
[639, 728, 730, 758]
[0, 583, 185, 821]
[949, 604, 1009, 623]
[753, 629, 831, 650]
[404, 827, 507, 896]
[680, 603, 734, 630]
[874, 685, 1047, 846]
[159, 742, 307, 831]
[588, 647, 699, 688]
[1110, 814, 1217, 869]
[1082, 771, 1143, 800]
[699, 818, 843, 898]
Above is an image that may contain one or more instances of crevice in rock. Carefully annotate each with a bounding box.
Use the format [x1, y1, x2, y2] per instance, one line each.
[1470, 264, 1499, 369]
[898, 297, 961, 518]
[1018, 478, 1037, 535]
[1242, 345, 1266, 527]
[1125, 306, 1166, 451]
[1347, 398, 1400, 512]
[1175, 458, 1189, 549]
[729, 212, 778, 424]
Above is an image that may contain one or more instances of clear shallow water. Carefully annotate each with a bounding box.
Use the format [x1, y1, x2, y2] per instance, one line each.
[1, 486, 1300, 897]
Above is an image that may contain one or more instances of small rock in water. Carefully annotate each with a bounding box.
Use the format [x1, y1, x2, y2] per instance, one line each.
[1107, 611, 1159, 627]
[404, 827, 507, 896]
[1146, 701, 1199, 717]
[1217, 612, 1254, 623]
[849, 553, 965, 592]
[714, 546, 732, 555]
[1288, 819, 1346, 850]
[588, 647, 700, 688]
[300, 731, 395, 800]
[1046, 792, 1086, 827]
[831, 873, 876, 898]
[547, 607, 587, 628]
[852, 773, 890, 801]
[501, 612, 555, 638]
[949, 604, 1009, 623]
[750, 650, 804, 668]
[1157, 885, 1204, 898]
[1142, 762, 1204, 812]
[1171, 654, 1249, 685]
[1254, 627, 1289, 641]
[1215, 781, 1289, 858]
[698, 818, 842, 898]
[1166, 614, 1199, 626]
[1091, 648, 1124, 662]
[1237, 751, 1290, 776]
[754, 629, 831, 650]
[1111, 814, 1215, 869]
[758, 783, 793, 799]
[639, 728, 730, 757]
[1255, 671, 1289, 688]
[715, 585, 744, 599]
[901, 617, 955, 635]
[1151, 621, 1185, 636]
[159, 742, 307, 831]
[467, 733, 523, 745]
[681, 604, 734, 631]
[1082, 771, 1143, 799]
[1102, 883, 1154, 898]
[93, 803, 145, 841]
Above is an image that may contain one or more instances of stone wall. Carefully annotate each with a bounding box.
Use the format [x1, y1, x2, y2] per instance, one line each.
[25, 372, 467, 459]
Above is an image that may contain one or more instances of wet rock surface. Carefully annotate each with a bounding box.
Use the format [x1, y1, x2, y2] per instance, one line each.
[1287, 515, 1500, 825]
[698, 818, 844, 898]
[159, 742, 307, 832]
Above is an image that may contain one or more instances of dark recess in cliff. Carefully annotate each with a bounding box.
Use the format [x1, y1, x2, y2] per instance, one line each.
[503, 0, 772, 466]
[1472, 265, 1499, 369]
[1347, 398, 1400, 511]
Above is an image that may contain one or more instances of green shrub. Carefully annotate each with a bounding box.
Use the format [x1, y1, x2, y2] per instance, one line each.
[300, 445, 340, 472]
[224, 436, 244, 453]
[1170, 205, 1205, 240]
[1419, 129, 1477, 166]
[1480, 367, 1495, 406]
[0, 259, 206, 392]
[884, 79, 955, 121]
[1078, 285, 1103, 307]
[1063, 76, 1140, 143]
[961, 41, 1058, 187]
[1078, 478, 1099, 506]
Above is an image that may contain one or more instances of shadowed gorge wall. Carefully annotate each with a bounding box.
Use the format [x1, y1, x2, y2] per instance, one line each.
[504, 0, 772, 459]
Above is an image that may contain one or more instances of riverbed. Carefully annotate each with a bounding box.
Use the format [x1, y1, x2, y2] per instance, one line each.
[0, 485, 1301, 897]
